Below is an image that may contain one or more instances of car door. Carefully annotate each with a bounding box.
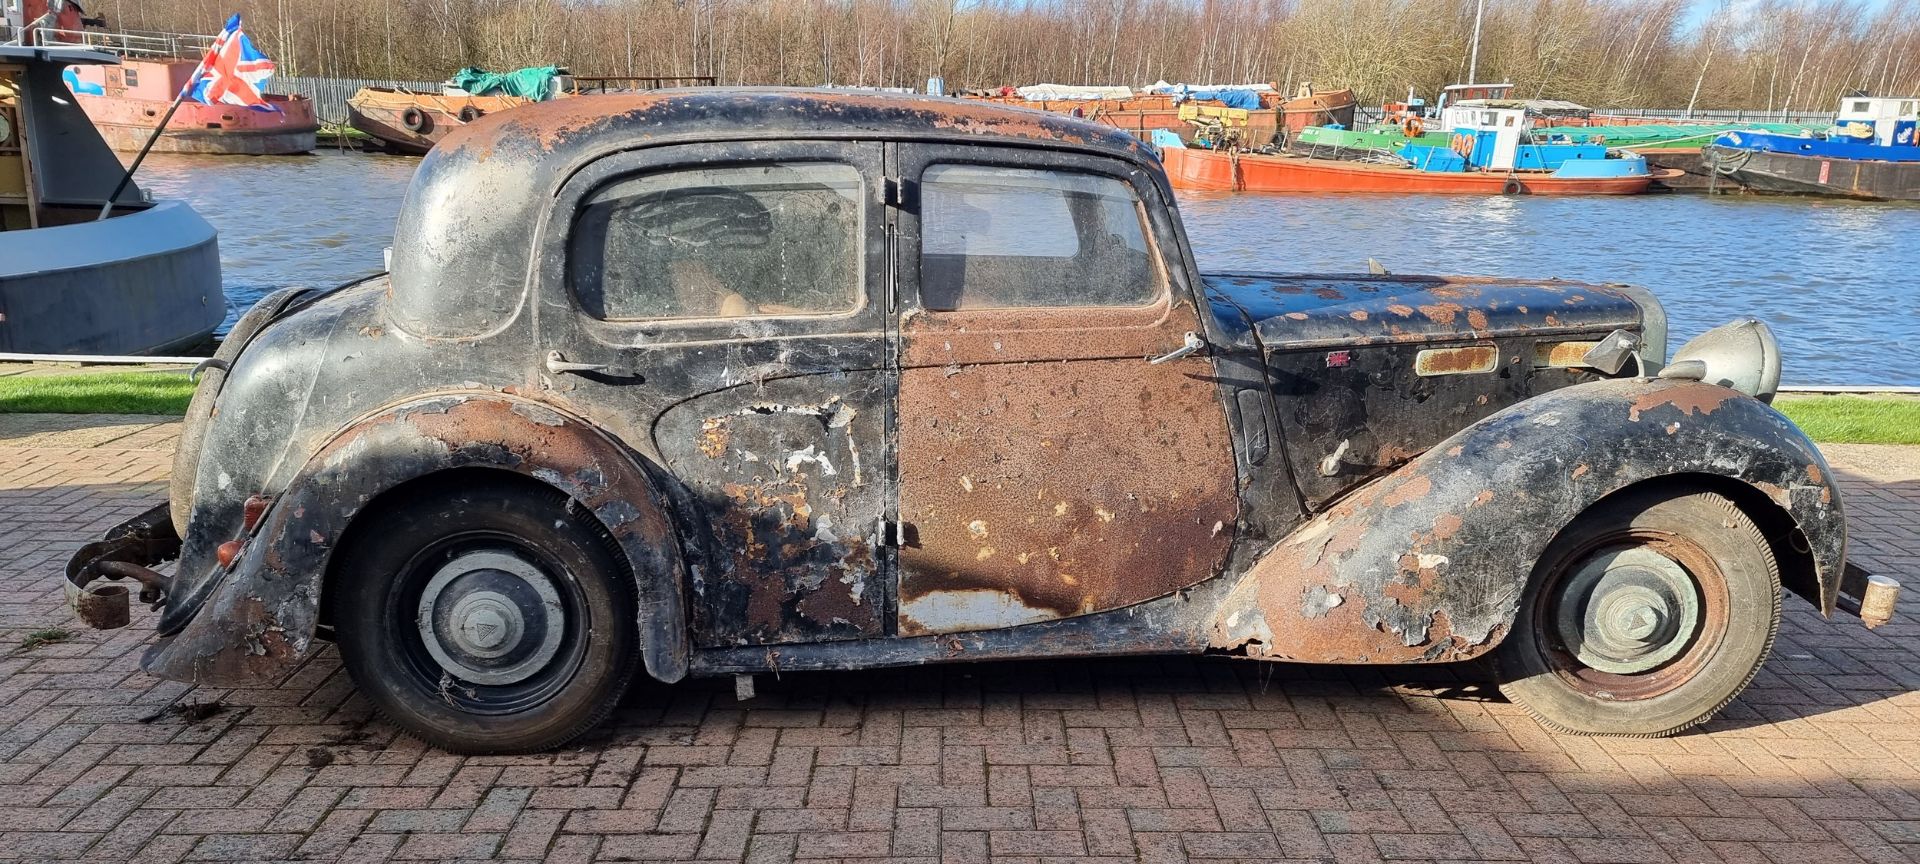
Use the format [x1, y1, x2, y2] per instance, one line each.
[891, 144, 1240, 636]
[536, 141, 891, 648]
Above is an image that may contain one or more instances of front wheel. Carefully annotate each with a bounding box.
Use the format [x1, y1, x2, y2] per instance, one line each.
[333, 482, 637, 754]
[1496, 486, 1780, 737]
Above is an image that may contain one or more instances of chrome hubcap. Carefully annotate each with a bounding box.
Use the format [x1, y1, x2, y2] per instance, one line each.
[416, 550, 565, 685]
[1555, 546, 1700, 674]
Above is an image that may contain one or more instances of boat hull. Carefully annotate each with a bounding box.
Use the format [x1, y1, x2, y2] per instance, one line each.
[83, 96, 318, 155]
[1639, 148, 1710, 191]
[1160, 148, 1653, 195]
[1279, 89, 1357, 134]
[1703, 145, 1920, 200]
[0, 201, 225, 355]
[347, 89, 527, 155]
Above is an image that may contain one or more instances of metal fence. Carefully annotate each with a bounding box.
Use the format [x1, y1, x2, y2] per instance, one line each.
[266, 76, 442, 126]
[1354, 106, 1836, 126]
[1586, 107, 1838, 125]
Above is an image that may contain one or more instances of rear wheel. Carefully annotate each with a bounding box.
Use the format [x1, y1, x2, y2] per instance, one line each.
[1496, 486, 1780, 737]
[333, 482, 637, 753]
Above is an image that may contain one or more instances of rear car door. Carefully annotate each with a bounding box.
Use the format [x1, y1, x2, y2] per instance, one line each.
[891, 144, 1239, 636]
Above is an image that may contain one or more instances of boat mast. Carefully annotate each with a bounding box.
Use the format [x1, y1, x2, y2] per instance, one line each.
[1466, 0, 1485, 85]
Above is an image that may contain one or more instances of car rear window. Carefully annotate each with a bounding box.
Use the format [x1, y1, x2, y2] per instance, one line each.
[919, 165, 1160, 311]
[570, 162, 863, 320]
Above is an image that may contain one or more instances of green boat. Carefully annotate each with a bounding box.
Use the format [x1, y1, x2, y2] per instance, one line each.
[1296, 120, 1819, 155]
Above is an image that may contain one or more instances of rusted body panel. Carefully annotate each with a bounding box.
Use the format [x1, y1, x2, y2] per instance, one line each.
[1210, 377, 1846, 664]
[657, 376, 888, 646]
[895, 350, 1237, 634]
[1206, 274, 1649, 509]
[143, 394, 689, 687]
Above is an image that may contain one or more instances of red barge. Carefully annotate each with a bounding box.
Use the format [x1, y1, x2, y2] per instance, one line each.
[67, 56, 315, 154]
[1160, 147, 1659, 195]
[12, 8, 315, 155]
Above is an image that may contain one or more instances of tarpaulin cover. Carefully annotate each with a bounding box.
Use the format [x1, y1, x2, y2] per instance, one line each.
[451, 66, 560, 100]
[1015, 84, 1134, 101]
[1172, 88, 1263, 110]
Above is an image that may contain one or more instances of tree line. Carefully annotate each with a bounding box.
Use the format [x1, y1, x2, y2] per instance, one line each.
[95, 0, 1920, 112]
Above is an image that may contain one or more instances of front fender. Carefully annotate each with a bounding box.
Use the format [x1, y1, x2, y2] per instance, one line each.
[142, 393, 690, 687]
[1211, 378, 1844, 664]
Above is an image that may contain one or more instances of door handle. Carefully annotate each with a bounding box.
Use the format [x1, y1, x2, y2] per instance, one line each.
[544, 350, 610, 376]
[1148, 332, 1206, 365]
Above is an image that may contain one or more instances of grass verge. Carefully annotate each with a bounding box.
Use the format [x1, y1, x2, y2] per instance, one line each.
[1773, 394, 1920, 445]
[0, 370, 195, 415]
[2, 369, 1917, 445]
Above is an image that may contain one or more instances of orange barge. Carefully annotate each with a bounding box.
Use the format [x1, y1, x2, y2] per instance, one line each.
[964, 84, 1355, 147]
[1160, 147, 1660, 195]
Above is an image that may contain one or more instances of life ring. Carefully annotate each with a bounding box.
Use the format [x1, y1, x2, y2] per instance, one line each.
[457, 105, 484, 123]
[401, 106, 431, 133]
[1402, 117, 1424, 138]
[1501, 177, 1525, 195]
[1450, 132, 1475, 158]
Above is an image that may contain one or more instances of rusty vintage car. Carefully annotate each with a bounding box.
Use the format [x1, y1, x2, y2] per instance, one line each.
[66, 90, 1899, 753]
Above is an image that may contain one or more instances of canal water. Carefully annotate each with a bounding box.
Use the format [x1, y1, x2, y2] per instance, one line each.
[135, 150, 1920, 386]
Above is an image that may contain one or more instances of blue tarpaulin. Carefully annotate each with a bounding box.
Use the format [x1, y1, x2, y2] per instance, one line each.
[1175, 88, 1263, 110]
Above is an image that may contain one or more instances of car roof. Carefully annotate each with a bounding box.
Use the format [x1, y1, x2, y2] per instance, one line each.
[388, 87, 1164, 339]
[443, 87, 1153, 164]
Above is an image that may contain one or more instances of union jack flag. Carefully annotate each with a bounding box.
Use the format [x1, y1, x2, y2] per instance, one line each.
[187, 14, 279, 112]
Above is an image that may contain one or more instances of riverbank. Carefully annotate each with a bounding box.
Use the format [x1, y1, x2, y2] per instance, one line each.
[4, 364, 1917, 445]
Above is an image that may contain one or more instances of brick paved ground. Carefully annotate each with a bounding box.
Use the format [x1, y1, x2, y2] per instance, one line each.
[1, 416, 1916, 864]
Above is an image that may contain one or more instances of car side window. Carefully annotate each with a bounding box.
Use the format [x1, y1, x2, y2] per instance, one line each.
[570, 162, 863, 320]
[920, 165, 1161, 311]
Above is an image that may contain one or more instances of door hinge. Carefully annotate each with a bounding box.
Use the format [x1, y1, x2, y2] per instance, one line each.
[884, 177, 913, 208]
[877, 517, 908, 548]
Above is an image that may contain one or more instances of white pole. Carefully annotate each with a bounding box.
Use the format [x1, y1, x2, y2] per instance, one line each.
[1467, 0, 1486, 85]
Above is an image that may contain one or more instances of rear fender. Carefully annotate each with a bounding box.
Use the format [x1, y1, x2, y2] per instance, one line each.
[1210, 378, 1844, 664]
[142, 393, 690, 687]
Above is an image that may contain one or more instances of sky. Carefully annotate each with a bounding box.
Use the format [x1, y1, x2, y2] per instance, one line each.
[1679, 0, 1892, 30]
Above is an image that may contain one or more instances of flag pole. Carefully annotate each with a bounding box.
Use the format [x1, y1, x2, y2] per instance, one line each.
[96, 37, 219, 221]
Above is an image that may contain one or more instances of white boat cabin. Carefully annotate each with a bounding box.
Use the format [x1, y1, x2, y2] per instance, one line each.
[1832, 96, 1918, 147]
[1441, 104, 1526, 170]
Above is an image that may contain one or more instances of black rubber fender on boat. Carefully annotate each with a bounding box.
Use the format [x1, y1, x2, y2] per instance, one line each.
[401, 106, 430, 133]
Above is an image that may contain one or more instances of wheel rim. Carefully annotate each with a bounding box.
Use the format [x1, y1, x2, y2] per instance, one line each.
[388, 533, 588, 714]
[1534, 532, 1730, 701]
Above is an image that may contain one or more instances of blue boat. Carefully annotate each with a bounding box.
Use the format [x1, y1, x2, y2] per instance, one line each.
[1703, 96, 1920, 199]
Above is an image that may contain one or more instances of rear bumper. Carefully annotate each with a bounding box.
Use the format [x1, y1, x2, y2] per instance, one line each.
[64, 503, 179, 630]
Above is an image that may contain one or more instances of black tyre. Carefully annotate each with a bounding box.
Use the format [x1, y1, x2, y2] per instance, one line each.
[401, 106, 431, 133]
[1496, 486, 1780, 737]
[333, 482, 637, 754]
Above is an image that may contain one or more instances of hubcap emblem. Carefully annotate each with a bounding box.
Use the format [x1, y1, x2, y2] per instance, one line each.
[1556, 546, 1702, 674]
[416, 551, 566, 686]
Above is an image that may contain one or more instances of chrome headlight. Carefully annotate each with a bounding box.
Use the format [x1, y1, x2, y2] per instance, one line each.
[1658, 318, 1782, 403]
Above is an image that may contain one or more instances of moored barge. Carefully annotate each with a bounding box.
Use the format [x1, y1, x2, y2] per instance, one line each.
[1164, 104, 1660, 195]
[1704, 96, 1919, 200]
